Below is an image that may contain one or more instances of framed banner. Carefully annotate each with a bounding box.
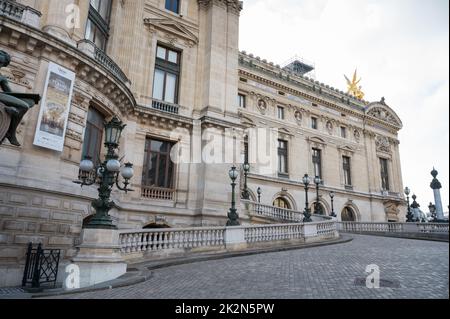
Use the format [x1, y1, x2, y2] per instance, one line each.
[33, 62, 75, 152]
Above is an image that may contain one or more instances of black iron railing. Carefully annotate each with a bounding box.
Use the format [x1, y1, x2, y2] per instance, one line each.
[22, 243, 61, 290]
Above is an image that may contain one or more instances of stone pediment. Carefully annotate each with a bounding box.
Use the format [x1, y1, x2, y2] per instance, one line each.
[366, 100, 403, 129]
[241, 115, 256, 127]
[338, 145, 356, 154]
[144, 18, 198, 46]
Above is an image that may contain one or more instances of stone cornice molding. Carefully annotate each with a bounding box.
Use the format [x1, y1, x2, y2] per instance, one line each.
[198, 0, 243, 14]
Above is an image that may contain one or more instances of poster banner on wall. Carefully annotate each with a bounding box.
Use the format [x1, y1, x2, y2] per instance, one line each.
[33, 62, 75, 152]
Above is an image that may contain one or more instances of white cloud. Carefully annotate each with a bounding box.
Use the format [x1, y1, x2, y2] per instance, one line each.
[240, 0, 449, 210]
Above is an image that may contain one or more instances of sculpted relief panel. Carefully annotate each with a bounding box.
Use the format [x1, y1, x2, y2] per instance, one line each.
[375, 135, 391, 153]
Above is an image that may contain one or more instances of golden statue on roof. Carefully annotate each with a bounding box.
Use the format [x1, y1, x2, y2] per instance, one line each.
[345, 69, 365, 100]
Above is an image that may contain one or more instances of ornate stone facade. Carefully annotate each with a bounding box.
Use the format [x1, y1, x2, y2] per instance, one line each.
[0, 0, 405, 287]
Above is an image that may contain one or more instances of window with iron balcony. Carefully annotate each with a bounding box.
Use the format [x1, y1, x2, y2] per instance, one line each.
[141, 138, 176, 201]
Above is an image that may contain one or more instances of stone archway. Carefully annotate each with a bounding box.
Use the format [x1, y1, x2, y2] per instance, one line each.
[341, 206, 357, 222]
[273, 197, 291, 210]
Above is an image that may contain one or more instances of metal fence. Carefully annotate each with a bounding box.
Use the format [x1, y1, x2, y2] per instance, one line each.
[22, 243, 61, 290]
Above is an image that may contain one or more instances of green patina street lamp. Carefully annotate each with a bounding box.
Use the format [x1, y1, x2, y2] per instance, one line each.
[242, 162, 250, 200]
[404, 187, 414, 222]
[75, 116, 134, 229]
[330, 191, 337, 217]
[314, 176, 321, 215]
[227, 166, 240, 226]
[302, 174, 312, 223]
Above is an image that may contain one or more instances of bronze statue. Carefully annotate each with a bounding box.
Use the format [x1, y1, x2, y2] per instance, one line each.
[0, 50, 40, 146]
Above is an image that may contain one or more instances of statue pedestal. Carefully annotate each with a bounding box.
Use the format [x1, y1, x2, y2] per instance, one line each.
[71, 229, 127, 289]
[0, 102, 11, 145]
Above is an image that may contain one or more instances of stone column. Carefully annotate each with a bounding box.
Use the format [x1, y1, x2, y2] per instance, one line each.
[430, 168, 445, 221]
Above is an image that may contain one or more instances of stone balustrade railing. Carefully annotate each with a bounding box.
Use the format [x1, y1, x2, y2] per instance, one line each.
[244, 224, 305, 243]
[119, 227, 226, 255]
[94, 46, 130, 85]
[338, 222, 449, 234]
[151, 99, 180, 115]
[243, 200, 304, 223]
[119, 219, 339, 261]
[141, 186, 175, 201]
[0, 0, 41, 28]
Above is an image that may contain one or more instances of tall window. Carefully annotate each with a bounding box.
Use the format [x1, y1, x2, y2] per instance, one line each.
[82, 107, 105, 166]
[238, 94, 246, 108]
[312, 148, 322, 180]
[380, 158, 390, 191]
[142, 138, 176, 189]
[311, 117, 318, 130]
[341, 127, 347, 138]
[85, 0, 112, 51]
[165, 0, 180, 14]
[153, 45, 181, 104]
[343, 156, 352, 186]
[277, 106, 285, 120]
[278, 140, 288, 175]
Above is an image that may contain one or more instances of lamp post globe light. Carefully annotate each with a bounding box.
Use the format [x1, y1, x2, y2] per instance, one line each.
[257, 187, 262, 203]
[314, 176, 321, 215]
[330, 192, 336, 217]
[227, 166, 240, 226]
[410, 194, 421, 222]
[75, 116, 134, 229]
[302, 174, 312, 223]
[242, 162, 251, 200]
[404, 187, 414, 222]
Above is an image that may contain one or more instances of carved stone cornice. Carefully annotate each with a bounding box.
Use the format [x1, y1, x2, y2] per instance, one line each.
[198, 0, 243, 14]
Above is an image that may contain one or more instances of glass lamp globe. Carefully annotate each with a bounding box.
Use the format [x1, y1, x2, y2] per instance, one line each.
[229, 166, 238, 181]
[404, 187, 411, 196]
[106, 159, 121, 172]
[243, 163, 251, 172]
[257, 187, 262, 195]
[302, 174, 310, 185]
[121, 163, 134, 180]
[80, 157, 94, 172]
[314, 176, 321, 185]
[330, 192, 335, 199]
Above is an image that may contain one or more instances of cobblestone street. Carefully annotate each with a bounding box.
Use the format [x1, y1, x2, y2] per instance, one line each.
[46, 235, 449, 299]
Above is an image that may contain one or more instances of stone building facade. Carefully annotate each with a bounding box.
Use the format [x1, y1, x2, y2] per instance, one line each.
[0, 0, 405, 287]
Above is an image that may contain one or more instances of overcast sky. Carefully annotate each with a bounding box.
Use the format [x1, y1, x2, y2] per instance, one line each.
[239, 0, 449, 212]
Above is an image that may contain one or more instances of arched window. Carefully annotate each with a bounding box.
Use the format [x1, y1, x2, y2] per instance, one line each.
[341, 207, 357, 222]
[315, 203, 326, 215]
[273, 198, 291, 209]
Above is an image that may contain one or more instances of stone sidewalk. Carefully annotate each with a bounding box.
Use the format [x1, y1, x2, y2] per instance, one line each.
[40, 234, 449, 299]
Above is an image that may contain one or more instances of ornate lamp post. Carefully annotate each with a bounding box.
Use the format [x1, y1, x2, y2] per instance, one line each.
[314, 176, 321, 215]
[75, 116, 134, 229]
[227, 166, 240, 226]
[242, 162, 250, 200]
[302, 174, 312, 223]
[330, 191, 336, 217]
[257, 187, 262, 203]
[430, 168, 445, 222]
[404, 187, 414, 222]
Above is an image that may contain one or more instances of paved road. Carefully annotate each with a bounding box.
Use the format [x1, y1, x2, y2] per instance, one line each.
[47, 235, 449, 299]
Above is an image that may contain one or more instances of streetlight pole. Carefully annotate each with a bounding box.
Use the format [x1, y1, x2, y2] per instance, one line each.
[75, 116, 134, 229]
[302, 174, 312, 223]
[242, 162, 250, 200]
[314, 176, 321, 215]
[227, 166, 240, 226]
[330, 192, 336, 217]
[257, 187, 262, 203]
[404, 187, 414, 222]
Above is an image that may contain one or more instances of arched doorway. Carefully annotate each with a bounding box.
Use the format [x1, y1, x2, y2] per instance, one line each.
[273, 197, 291, 209]
[315, 203, 326, 215]
[341, 207, 357, 222]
